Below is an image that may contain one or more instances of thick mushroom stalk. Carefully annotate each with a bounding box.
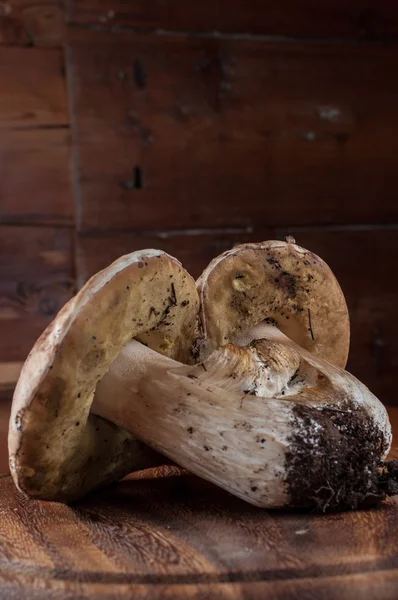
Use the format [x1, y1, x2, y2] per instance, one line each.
[92, 326, 394, 511]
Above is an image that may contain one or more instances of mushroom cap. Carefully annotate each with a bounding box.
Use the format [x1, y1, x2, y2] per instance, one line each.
[197, 240, 350, 368]
[9, 250, 199, 501]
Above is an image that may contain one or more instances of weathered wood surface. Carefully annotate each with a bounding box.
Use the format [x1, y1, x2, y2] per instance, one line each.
[77, 227, 398, 406]
[0, 44, 74, 388]
[0, 1, 65, 47]
[0, 226, 75, 364]
[68, 30, 398, 232]
[66, 0, 398, 40]
[0, 402, 11, 474]
[0, 129, 73, 226]
[1, 3, 398, 419]
[0, 47, 67, 128]
[0, 406, 396, 599]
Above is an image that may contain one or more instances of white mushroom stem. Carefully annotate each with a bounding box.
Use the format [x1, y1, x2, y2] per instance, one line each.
[91, 326, 393, 510]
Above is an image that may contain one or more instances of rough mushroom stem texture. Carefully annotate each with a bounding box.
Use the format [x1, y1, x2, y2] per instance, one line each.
[92, 325, 395, 511]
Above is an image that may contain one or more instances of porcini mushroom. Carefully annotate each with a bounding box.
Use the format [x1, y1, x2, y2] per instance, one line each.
[10, 241, 397, 510]
[89, 240, 396, 510]
[9, 250, 199, 501]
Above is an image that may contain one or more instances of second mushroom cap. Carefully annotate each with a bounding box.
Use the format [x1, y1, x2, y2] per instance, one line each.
[197, 239, 350, 367]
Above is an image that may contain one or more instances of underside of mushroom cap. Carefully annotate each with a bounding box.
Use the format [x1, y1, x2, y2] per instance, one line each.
[9, 250, 199, 501]
[197, 240, 350, 368]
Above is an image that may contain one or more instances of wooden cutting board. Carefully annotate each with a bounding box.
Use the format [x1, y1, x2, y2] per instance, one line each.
[0, 408, 397, 600]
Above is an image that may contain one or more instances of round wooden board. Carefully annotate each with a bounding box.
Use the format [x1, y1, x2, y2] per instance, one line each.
[0, 463, 397, 600]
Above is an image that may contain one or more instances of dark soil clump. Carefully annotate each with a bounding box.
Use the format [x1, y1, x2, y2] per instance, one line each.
[285, 403, 394, 512]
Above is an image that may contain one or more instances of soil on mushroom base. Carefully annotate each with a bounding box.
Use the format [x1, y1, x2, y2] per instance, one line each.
[285, 403, 392, 512]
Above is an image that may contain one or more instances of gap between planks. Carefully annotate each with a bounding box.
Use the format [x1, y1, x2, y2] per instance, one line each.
[66, 22, 398, 45]
[78, 223, 398, 239]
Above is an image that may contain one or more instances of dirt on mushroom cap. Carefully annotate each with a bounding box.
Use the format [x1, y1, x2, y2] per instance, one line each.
[196, 240, 350, 368]
[9, 250, 199, 502]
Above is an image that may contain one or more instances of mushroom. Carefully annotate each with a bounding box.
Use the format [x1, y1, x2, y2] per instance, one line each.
[10, 241, 397, 509]
[9, 250, 199, 501]
[89, 240, 396, 510]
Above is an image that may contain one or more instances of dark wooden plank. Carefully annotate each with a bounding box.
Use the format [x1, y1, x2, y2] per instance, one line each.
[0, 419, 397, 599]
[0, 129, 73, 226]
[76, 230, 257, 287]
[66, 0, 398, 40]
[0, 47, 67, 128]
[0, 363, 21, 395]
[0, 401, 10, 474]
[77, 227, 398, 406]
[286, 228, 398, 409]
[0, 226, 75, 364]
[0, 388, 14, 404]
[0, 1, 65, 47]
[68, 31, 398, 232]
[1, 573, 398, 600]
[0, 465, 394, 573]
[240, 572, 398, 600]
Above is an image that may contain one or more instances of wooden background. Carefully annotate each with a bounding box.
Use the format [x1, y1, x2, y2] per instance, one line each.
[0, 1, 398, 472]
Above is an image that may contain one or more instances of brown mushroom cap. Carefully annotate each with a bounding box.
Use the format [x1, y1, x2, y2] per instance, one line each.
[196, 240, 350, 368]
[9, 250, 199, 501]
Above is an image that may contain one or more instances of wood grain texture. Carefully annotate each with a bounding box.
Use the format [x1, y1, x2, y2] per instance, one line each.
[77, 227, 398, 406]
[0, 129, 73, 225]
[66, 0, 398, 40]
[291, 227, 398, 408]
[0, 47, 67, 128]
[0, 45, 72, 373]
[67, 30, 398, 232]
[0, 407, 396, 599]
[1, 574, 398, 600]
[0, 226, 75, 364]
[0, 1, 65, 47]
[76, 230, 254, 288]
[0, 363, 22, 389]
[0, 401, 11, 474]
